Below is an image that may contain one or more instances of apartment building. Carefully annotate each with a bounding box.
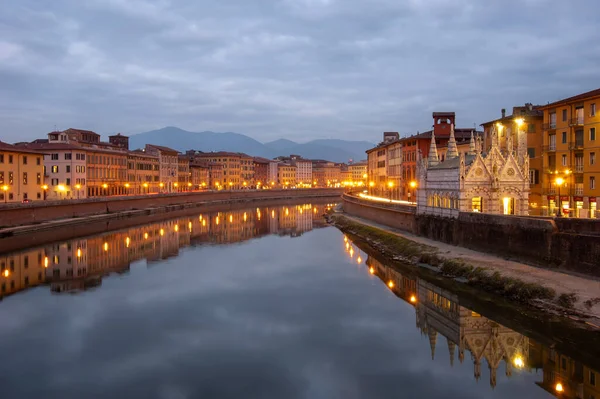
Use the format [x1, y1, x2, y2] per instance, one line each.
[145, 144, 179, 193]
[240, 154, 255, 187]
[312, 160, 341, 187]
[15, 142, 87, 200]
[349, 161, 368, 184]
[177, 155, 191, 191]
[277, 163, 296, 187]
[481, 104, 544, 213]
[540, 88, 600, 217]
[127, 150, 160, 194]
[253, 157, 278, 188]
[0, 141, 44, 203]
[192, 151, 254, 189]
[366, 132, 397, 196]
[189, 162, 210, 189]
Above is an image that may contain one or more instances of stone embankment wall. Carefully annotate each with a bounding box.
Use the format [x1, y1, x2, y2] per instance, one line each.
[0, 189, 344, 228]
[342, 193, 600, 277]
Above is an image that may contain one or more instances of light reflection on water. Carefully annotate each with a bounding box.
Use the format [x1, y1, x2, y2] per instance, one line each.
[0, 203, 596, 399]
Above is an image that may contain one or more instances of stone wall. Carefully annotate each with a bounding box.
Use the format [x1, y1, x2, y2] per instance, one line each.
[342, 194, 416, 232]
[342, 193, 600, 277]
[0, 189, 344, 228]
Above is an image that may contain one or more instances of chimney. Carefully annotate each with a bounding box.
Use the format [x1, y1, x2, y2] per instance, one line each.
[501, 108, 506, 118]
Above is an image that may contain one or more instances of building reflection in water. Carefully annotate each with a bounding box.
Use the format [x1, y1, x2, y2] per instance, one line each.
[0, 203, 334, 298]
[341, 236, 599, 399]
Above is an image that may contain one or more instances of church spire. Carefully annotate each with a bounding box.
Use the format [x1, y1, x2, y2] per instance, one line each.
[428, 329, 438, 360]
[428, 131, 439, 167]
[448, 339, 456, 367]
[446, 124, 459, 159]
[468, 130, 476, 155]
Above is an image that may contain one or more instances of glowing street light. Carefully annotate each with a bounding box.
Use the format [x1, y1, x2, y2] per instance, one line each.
[555, 176, 565, 217]
[2, 185, 8, 203]
[513, 356, 524, 368]
[410, 295, 417, 303]
[388, 280, 394, 288]
[555, 383, 564, 393]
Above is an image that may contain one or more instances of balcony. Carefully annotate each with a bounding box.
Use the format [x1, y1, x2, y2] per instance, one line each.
[570, 187, 584, 196]
[569, 117, 584, 126]
[542, 122, 557, 131]
[568, 141, 584, 151]
[542, 144, 556, 152]
[574, 164, 584, 173]
[546, 187, 557, 195]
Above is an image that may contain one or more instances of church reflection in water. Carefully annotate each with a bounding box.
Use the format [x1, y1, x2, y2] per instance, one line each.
[343, 237, 599, 399]
[0, 202, 333, 297]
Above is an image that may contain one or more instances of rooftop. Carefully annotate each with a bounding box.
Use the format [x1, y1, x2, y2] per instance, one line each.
[1, 141, 51, 155]
[542, 88, 600, 108]
[429, 154, 476, 170]
[145, 144, 179, 154]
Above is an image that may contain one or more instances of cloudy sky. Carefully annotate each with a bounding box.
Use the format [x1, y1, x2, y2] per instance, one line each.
[1, 0, 599, 143]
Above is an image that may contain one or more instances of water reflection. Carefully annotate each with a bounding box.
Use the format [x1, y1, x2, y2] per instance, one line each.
[0, 203, 334, 298]
[343, 237, 600, 399]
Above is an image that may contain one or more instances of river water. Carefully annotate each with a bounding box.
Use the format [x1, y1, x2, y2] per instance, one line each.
[0, 200, 597, 399]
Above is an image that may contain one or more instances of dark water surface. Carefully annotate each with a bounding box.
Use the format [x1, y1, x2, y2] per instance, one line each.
[0, 201, 597, 399]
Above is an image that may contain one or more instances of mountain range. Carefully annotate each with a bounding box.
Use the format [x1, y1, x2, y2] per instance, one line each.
[129, 127, 374, 163]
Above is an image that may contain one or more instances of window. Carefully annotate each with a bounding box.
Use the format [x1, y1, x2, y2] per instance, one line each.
[562, 109, 567, 121]
[23, 156, 27, 165]
[528, 124, 536, 133]
[592, 152, 596, 165]
[66, 178, 71, 186]
[51, 178, 58, 186]
[24, 256, 28, 268]
[22, 172, 27, 185]
[561, 357, 567, 370]
[562, 132, 567, 144]
[529, 169, 540, 185]
[590, 370, 596, 386]
[51, 153, 58, 160]
[8, 172, 13, 184]
[0, 172, 3, 184]
[527, 148, 535, 159]
[36, 173, 41, 185]
[64, 153, 72, 160]
[9, 155, 13, 164]
[592, 103, 596, 117]
[37, 157, 41, 165]
[591, 176, 596, 190]
[66, 165, 70, 173]
[0, 154, 3, 163]
[549, 134, 556, 150]
[562, 154, 567, 166]
[52, 165, 58, 173]
[37, 192, 41, 199]
[591, 128, 596, 141]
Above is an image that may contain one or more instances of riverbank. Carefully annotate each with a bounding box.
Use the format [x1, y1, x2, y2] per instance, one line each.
[0, 194, 341, 253]
[328, 211, 600, 327]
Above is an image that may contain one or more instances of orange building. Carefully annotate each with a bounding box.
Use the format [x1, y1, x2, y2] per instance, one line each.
[481, 104, 544, 213]
[540, 88, 600, 217]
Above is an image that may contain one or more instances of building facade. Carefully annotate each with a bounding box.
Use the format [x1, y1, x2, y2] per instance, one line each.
[481, 104, 544, 214]
[0, 141, 44, 203]
[366, 132, 399, 197]
[417, 125, 530, 217]
[540, 88, 600, 218]
[349, 161, 368, 185]
[145, 145, 179, 193]
[127, 150, 160, 194]
[277, 163, 296, 187]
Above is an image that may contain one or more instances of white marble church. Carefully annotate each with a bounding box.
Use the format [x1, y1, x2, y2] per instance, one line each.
[416, 124, 530, 218]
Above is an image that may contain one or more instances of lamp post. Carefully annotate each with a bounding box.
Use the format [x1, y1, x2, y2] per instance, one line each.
[387, 181, 394, 200]
[187, 182, 192, 191]
[409, 180, 417, 203]
[555, 177, 564, 217]
[102, 183, 108, 197]
[57, 184, 66, 200]
[42, 184, 48, 200]
[2, 185, 8, 203]
[159, 182, 164, 194]
[75, 184, 81, 199]
[125, 183, 130, 195]
[143, 182, 148, 195]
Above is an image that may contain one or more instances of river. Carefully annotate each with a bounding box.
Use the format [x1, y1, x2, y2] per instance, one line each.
[0, 200, 597, 399]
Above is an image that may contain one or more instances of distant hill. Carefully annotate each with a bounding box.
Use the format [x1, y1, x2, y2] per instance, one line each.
[129, 127, 374, 163]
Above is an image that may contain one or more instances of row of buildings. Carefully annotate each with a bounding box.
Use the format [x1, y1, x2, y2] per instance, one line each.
[0, 128, 368, 202]
[367, 88, 600, 218]
[0, 202, 332, 297]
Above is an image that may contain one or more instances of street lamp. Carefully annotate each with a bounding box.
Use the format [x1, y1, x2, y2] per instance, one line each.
[102, 183, 108, 197]
[387, 181, 394, 200]
[187, 182, 192, 191]
[409, 180, 417, 202]
[42, 184, 48, 200]
[555, 177, 564, 217]
[75, 183, 81, 199]
[57, 184, 66, 200]
[2, 185, 8, 203]
[143, 182, 148, 194]
[174, 182, 179, 192]
[125, 183, 130, 195]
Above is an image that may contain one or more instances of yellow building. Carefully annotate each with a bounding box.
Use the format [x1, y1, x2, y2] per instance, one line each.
[540, 88, 600, 217]
[277, 163, 296, 187]
[481, 104, 544, 214]
[127, 150, 160, 194]
[192, 151, 254, 189]
[366, 132, 400, 197]
[0, 248, 47, 297]
[349, 161, 368, 185]
[0, 141, 44, 203]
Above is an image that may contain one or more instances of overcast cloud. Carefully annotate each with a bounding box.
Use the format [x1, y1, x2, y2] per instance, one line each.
[1, 0, 599, 143]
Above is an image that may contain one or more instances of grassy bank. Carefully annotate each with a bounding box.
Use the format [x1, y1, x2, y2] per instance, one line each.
[329, 214, 593, 314]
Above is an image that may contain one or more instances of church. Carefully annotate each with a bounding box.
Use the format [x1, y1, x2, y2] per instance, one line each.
[416, 124, 530, 217]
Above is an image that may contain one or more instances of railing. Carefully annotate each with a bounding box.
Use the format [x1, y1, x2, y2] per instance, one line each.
[573, 187, 584, 196]
[546, 187, 557, 195]
[542, 144, 556, 152]
[570, 117, 584, 126]
[569, 141, 584, 150]
[574, 164, 584, 173]
[542, 122, 556, 130]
